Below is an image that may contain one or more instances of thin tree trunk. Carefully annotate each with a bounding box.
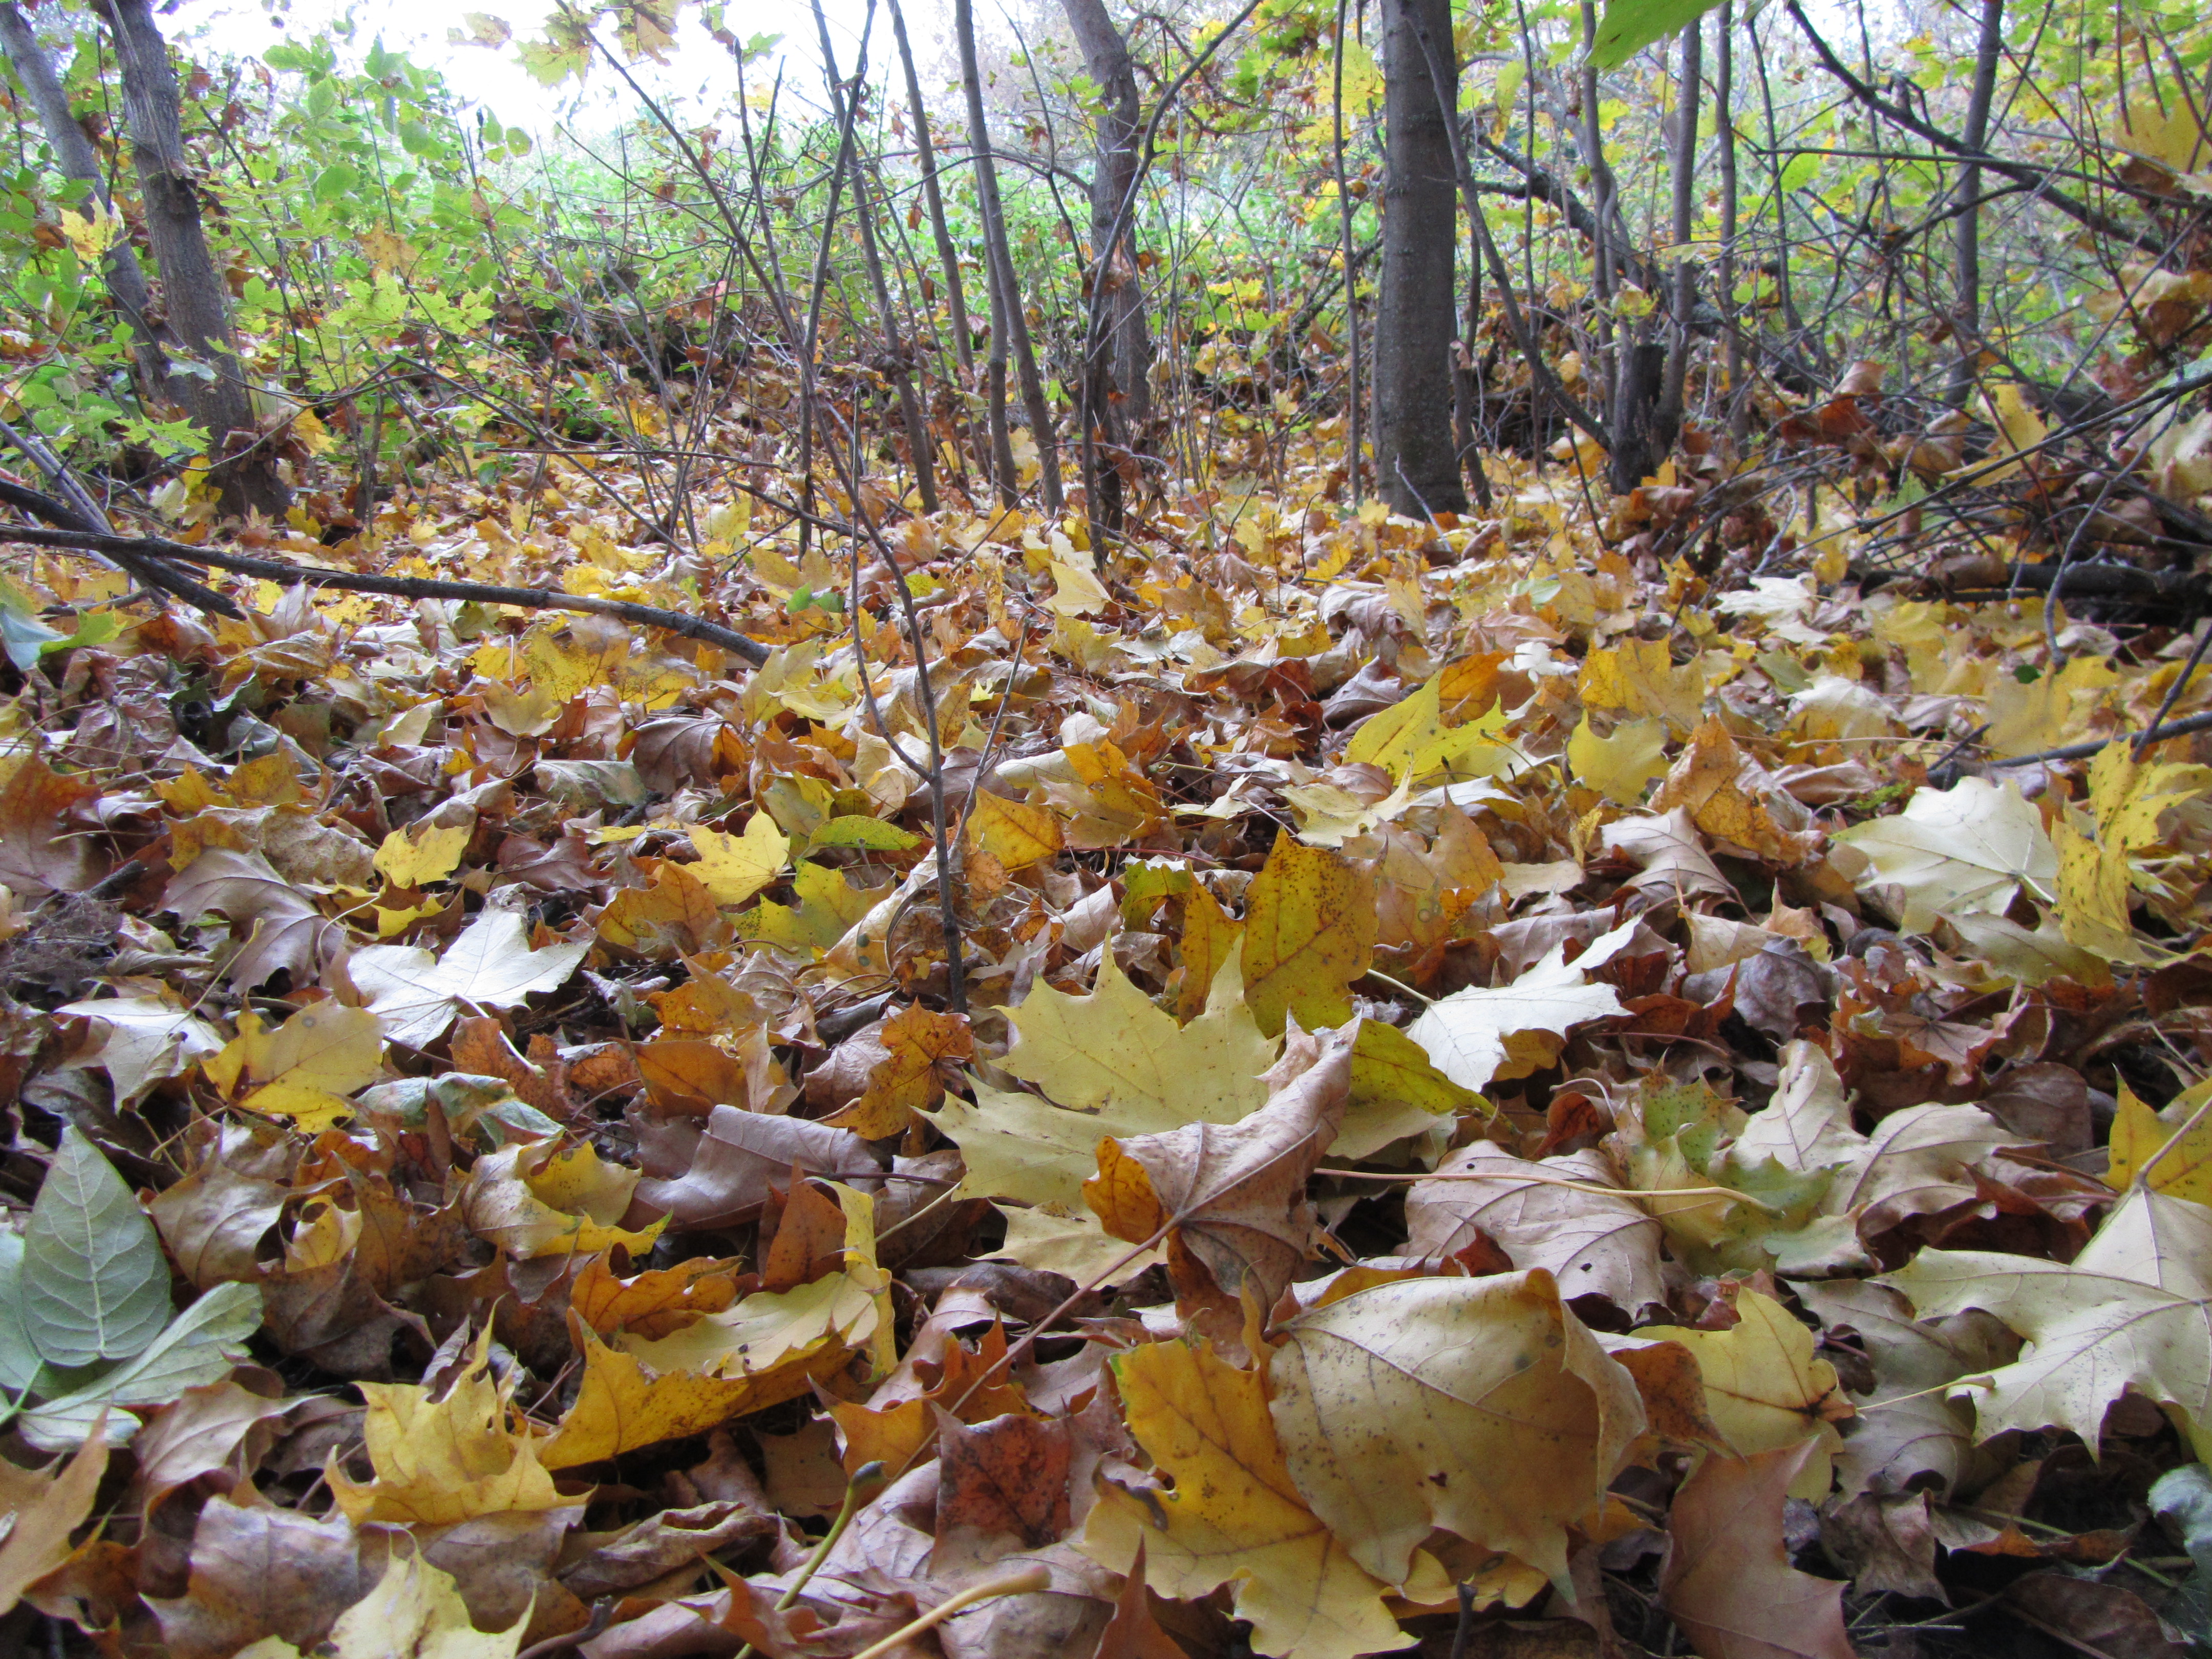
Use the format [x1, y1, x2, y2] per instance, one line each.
[953, 0, 1022, 505]
[1375, 0, 1466, 517]
[951, 0, 1061, 513]
[1952, 0, 2004, 405]
[887, 0, 986, 493]
[1654, 20, 1702, 459]
[1062, 0, 1150, 537]
[0, 1, 167, 400]
[1332, 0, 1363, 505]
[812, 0, 936, 514]
[1716, 1, 1745, 442]
[96, 0, 288, 520]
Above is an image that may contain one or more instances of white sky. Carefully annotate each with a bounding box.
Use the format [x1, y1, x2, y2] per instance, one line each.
[173, 0, 933, 139]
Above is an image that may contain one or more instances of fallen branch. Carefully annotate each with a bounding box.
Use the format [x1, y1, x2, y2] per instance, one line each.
[0, 521, 771, 666]
[0, 474, 242, 622]
[1941, 559, 2212, 617]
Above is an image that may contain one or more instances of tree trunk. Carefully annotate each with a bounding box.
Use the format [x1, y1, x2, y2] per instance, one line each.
[811, 0, 936, 515]
[96, 0, 289, 520]
[1375, 0, 1466, 517]
[1715, 1, 1745, 442]
[1062, 0, 1150, 537]
[1951, 0, 2003, 406]
[1331, 0, 1364, 505]
[0, 1, 169, 401]
[1652, 20, 1701, 464]
[955, 0, 1061, 512]
[887, 0, 988, 494]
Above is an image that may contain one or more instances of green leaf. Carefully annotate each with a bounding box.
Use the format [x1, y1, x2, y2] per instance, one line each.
[22, 1126, 172, 1368]
[1589, 0, 1725, 69]
[0, 1230, 55, 1398]
[314, 162, 359, 204]
[809, 815, 923, 853]
[17, 1282, 262, 1452]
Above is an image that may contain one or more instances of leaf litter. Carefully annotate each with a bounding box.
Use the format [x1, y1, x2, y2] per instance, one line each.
[3, 438, 2212, 1659]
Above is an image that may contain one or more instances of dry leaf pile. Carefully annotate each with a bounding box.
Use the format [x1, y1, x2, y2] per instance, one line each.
[4, 441, 2212, 1659]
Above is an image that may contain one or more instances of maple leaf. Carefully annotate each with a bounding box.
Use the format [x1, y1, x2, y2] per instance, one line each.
[1833, 776, 2057, 934]
[1269, 1269, 1644, 1590]
[0, 752, 108, 896]
[1632, 1291, 1854, 1500]
[684, 812, 791, 905]
[327, 1328, 565, 1525]
[203, 1003, 382, 1131]
[1405, 1143, 1666, 1317]
[53, 990, 224, 1108]
[165, 847, 348, 989]
[928, 945, 1275, 1214]
[1651, 718, 1819, 864]
[1241, 832, 1376, 1036]
[230, 1549, 526, 1659]
[1083, 1337, 1439, 1659]
[1660, 1442, 1857, 1659]
[1883, 1185, 2212, 1459]
[2105, 1079, 2212, 1203]
[1085, 1024, 1353, 1304]
[1403, 915, 1636, 1091]
[461, 1135, 667, 1259]
[350, 907, 588, 1047]
[0, 1427, 107, 1616]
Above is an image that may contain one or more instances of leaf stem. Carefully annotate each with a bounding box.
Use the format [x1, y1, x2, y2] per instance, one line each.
[843, 1565, 1052, 1659]
[729, 1459, 888, 1659]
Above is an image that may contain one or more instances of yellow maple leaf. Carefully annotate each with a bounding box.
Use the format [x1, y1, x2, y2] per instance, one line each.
[964, 789, 1064, 869]
[328, 1328, 565, 1524]
[1343, 673, 1510, 785]
[542, 1265, 881, 1469]
[1650, 718, 1816, 864]
[460, 1135, 667, 1260]
[2105, 1079, 2212, 1204]
[233, 1549, 525, 1659]
[1082, 1338, 1438, 1659]
[1567, 714, 1669, 805]
[1629, 1292, 1852, 1499]
[1241, 832, 1376, 1037]
[204, 1004, 382, 1131]
[1269, 1271, 1643, 1591]
[686, 813, 790, 906]
[372, 822, 472, 887]
[1580, 639, 1704, 735]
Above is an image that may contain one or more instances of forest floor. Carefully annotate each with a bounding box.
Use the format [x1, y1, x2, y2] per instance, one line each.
[3, 403, 2211, 1659]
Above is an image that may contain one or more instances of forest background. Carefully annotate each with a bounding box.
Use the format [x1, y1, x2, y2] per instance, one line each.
[2, 0, 2212, 1656]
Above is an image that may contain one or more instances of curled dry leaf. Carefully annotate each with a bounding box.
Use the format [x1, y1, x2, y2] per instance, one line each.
[1267, 1269, 1645, 1589]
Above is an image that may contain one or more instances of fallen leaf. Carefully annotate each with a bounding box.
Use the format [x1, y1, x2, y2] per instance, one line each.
[1269, 1269, 1644, 1588]
[1659, 1441, 1856, 1659]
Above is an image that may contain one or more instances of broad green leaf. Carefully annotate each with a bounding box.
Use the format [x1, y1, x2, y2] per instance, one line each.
[18, 1281, 263, 1451]
[1590, 0, 1725, 69]
[22, 1126, 172, 1369]
[0, 1230, 54, 1397]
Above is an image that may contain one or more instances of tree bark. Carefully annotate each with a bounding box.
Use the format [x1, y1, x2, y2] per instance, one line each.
[1375, 0, 1466, 517]
[1062, 0, 1150, 431]
[1951, 0, 2004, 405]
[887, 0, 988, 495]
[95, 0, 289, 520]
[1715, 2, 1746, 442]
[1652, 20, 1702, 463]
[0, 1, 168, 399]
[1062, 0, 1150, 536]
[954, 0, 1061, 512]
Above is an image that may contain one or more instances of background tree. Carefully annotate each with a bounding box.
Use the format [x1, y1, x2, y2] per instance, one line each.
[1375, 0, 1466, 517]
[95, 0, 289, 519]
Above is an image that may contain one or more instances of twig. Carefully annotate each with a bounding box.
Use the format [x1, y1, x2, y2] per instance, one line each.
[843, 1566, 1052, 1659]
[0, 522, 771, 666]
